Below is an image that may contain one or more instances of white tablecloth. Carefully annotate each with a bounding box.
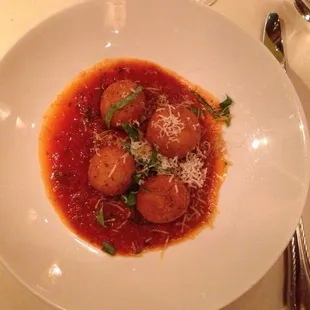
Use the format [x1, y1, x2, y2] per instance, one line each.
[0, 0, 309, 309]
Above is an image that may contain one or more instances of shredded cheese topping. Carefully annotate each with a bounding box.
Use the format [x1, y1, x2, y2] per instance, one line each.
[121, 153, 129, 164]
[156, 94, 169, 106]
[130, 140, 152, 163]
[157, 154, 178, 174]
[152, 229, 169, 234]
[152, 105, 184, 143]
[108, 164, 117, 178]
[177, 153, 207, 188]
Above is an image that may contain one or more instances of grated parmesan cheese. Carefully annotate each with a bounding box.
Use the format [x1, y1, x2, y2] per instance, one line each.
[130, 140, 152, 163]
[157, 154, 178, 174]
[116, 220, 127, 230]
[156, 94, 169, 106]
[189, 205, 201, 217]
[121, 153, 129, 164]
[177, 152, 207, 188]
[121, 92, 130, 98]
[108, 164, 117, 178]
[152, 229, 169, 235]
[152, 105, 184, 143]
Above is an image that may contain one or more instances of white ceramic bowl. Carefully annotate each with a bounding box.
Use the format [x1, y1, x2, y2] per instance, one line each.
[0, 1, 309, 309]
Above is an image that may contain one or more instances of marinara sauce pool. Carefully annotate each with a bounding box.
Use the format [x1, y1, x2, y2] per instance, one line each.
[39, 58, 229, 256]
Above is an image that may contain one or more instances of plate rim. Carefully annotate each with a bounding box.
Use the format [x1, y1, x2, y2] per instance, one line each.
[0, 0, 309, 309]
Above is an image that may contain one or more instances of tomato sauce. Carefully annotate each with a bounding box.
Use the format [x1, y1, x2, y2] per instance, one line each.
[39, 58, 226, 256]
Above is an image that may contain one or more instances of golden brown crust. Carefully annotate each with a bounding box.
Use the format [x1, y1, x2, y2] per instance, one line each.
[137, 175, 190, 223]
[88, 146, 135, 196]
[146, 106, 201, 159]
[100, 79, 145, 128]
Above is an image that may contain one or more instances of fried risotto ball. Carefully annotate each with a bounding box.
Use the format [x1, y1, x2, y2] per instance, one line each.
[88, 146, 135, 196]
[136, 175, 190, 223]
[100, 79, 145, 128]
[146, 105, 201, 159]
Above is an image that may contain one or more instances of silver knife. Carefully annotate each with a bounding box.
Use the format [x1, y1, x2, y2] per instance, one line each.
[263, 12, 310, 310]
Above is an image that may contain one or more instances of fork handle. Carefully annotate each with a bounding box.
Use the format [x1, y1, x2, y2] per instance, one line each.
[287, 219, 310, 309]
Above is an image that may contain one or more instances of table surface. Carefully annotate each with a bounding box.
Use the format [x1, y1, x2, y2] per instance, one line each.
[0, 0, 310, 309]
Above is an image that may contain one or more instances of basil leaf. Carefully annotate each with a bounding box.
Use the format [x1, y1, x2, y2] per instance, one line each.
[95, 207, 106, 227]
[124, 140, 131, 153]
[121, 191, 137, 207]
[219, 95, 233, 126]
[150, 148, 158, 167]
[190, 106, 204, 118]
[224, 118, 231, 127]
[102, 242, 115, 255]
[105, 85, 143, 128]
[191, 90, 219, 118]
[220, 95, 233, 113]
[122, 123, 139, 141]
[133, 172, 144, 184]
[191, 90, 233, 127]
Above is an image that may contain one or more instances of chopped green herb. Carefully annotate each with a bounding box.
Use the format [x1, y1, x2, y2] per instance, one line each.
[102, 242, 115, 255]
[149, 148, 159, 167]
[219, 95, 233, 126]
[190, 106, 204, 118]
[133, 172, 146, 184]
[191, 90, 233, 127]
[105, 85, 143, 128]
[95, 207, 106, 227]
[121, 191, 137, 207]
[191, 90, 219, 118]
[124, 139, 131, 153]
[220, 95, 233, 112]
[122, 123, 139, 141]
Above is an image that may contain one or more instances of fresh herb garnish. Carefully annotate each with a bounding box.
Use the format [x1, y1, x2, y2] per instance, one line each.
[121, 145, 159, 207]
[102, 242, 115, 255]
[191, 90, 219, 118]
[124, 140, 131, 153]
[105, 85, 143, 128]
[191, 90, 233, 126]
[149, 148, 159, 168]
[121, 191, 137, 207]
[132, 171, 147, 184]
[95, 207, 106, 227]
[219, 96, 233, 126]
[122, 123, 139, 141]
[190, 106, 204, 118]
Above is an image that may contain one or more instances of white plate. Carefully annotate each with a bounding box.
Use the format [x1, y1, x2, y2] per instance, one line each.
[0, 0, 309, 309]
